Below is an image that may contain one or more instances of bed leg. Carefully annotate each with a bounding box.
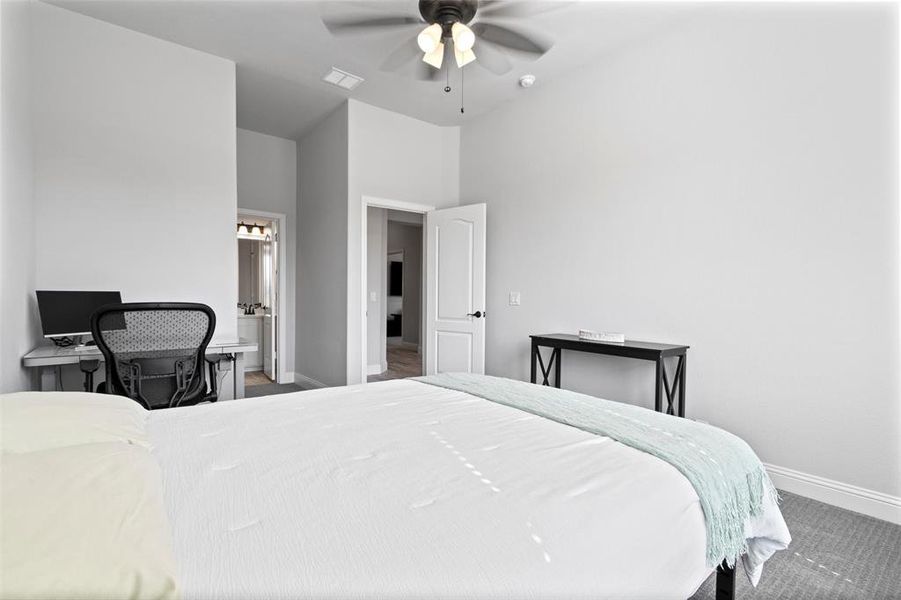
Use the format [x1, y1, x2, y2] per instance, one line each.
[715, 560, 736, 600]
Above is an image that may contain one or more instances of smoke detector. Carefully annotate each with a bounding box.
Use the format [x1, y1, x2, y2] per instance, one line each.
[519, 74, 536, 88]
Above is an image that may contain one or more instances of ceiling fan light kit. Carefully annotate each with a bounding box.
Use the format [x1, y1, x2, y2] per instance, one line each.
[419, 20, 475, 70]
[416, 0, 481, 70]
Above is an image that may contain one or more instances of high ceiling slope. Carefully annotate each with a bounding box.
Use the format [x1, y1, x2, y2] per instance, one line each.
[47, 1, 695, 139]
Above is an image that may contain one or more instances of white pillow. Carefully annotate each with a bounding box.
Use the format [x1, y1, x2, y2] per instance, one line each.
[0, 392, 148, 453]
[0, 442, 180, 600]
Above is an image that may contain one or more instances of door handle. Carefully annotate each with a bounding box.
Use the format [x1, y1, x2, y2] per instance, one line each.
[467, 311, 484, 319]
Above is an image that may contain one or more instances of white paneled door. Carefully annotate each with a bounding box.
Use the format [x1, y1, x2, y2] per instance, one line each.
[425, 203, 486, 375]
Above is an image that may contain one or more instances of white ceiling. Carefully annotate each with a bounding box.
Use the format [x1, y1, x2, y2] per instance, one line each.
[48, 0, 697, 140]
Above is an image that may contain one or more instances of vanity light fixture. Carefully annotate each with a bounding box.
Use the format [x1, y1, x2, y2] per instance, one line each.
[237, 221, 271, 240]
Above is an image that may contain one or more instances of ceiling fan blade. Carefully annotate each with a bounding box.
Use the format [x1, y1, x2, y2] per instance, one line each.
[471, 22, 552, 55]
[474, 42, 513, 75]
[331, 1, 413, 12]
[380, 38, 422, 72]
[322, 15, 421, 35]
[478, 1, 574, 19]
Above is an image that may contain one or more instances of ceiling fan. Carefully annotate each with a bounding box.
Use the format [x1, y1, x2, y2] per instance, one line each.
[322, 0, 555, 80]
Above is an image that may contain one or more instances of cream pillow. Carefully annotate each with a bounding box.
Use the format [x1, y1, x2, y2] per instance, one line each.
[0, 392, 148, 453]
[0, 442, 180, 600]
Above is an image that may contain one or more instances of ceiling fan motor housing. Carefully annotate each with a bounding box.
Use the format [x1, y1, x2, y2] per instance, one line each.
[419, 0, 478, 37]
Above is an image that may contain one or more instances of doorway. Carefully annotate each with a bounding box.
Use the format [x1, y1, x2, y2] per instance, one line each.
[236, 209, 287, 388]
[360, 197, 487, 383]
[363, 202, 428, 383]
[375, 214, 424, 381]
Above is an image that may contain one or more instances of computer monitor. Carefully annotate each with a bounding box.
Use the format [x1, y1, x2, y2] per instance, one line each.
[36, 290, 124, 338]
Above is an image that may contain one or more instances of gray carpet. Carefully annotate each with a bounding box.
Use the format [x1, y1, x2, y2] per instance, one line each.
[691, 491, 901, 599]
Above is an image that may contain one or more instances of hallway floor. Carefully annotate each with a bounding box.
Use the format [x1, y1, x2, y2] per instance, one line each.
[368, 340, 421, 382]
[245, 370, 273, 386]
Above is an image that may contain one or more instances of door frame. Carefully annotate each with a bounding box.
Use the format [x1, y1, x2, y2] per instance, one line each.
[361, 195, 434, 384]
[237, 208, 290, 384]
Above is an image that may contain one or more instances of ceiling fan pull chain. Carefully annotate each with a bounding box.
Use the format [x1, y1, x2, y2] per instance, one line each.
[460, 66, 465, 114]
[444, 65, 451, 94]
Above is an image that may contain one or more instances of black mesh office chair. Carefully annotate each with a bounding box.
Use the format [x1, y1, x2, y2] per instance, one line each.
[91, 302, 219, 409]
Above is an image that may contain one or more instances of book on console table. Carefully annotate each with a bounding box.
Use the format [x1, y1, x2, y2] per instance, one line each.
[578, 330, 626, 343]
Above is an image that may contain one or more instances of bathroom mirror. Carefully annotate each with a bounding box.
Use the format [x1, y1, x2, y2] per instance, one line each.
[238, 238, 271, 308]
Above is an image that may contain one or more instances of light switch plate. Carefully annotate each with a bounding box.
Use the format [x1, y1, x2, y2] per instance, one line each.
[369, 292, 377, 302]
[509, 292, 521, 306]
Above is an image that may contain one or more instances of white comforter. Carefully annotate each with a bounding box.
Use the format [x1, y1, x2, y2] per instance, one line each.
[147, 379, 789, 599]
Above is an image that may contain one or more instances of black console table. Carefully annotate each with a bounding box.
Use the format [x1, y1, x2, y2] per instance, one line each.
[530, 333, 689, 417]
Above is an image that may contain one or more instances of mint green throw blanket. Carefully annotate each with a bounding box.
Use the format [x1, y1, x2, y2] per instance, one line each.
[414, 373, 776, 568]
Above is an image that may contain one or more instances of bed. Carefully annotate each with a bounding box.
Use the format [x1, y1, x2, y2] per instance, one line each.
[1, 376, 790, 599]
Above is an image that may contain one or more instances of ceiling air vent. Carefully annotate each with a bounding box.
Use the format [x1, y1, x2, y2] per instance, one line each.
[322, 67, 364, 91]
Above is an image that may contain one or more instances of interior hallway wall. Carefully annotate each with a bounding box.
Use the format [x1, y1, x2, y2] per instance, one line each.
[237, 127, 297, 382]
[366, 206, 387, 373]
[296, 103, 349, 387]
[346, 100, 460, 384]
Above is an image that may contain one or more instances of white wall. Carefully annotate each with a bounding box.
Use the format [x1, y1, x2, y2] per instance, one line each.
[366, 206, 387, 373]
[460, 4, 900, 502]
[0, 0, 39, 393]
[347, 100, 460, 383]
[297, 103, 349, 387]
[237, 127, 297, 381]
[31, 2, 238, 343]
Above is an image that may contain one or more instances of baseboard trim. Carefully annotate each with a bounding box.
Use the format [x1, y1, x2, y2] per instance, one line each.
[367, 364, 384, 376]
[279, 371, 295, 385]
[294, 372, 327, 389]
[764, 463, 901, 525]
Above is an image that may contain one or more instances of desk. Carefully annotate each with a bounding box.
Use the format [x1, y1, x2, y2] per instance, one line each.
[529, 333, 689, 416]
[22, 339, 258, 400]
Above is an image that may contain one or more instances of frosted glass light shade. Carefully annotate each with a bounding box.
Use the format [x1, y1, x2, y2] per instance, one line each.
[454, 47, 476, 68]
[417, 23, 442, 53]
[423, 42, 445, 69]
[452, 22, 475, 52]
